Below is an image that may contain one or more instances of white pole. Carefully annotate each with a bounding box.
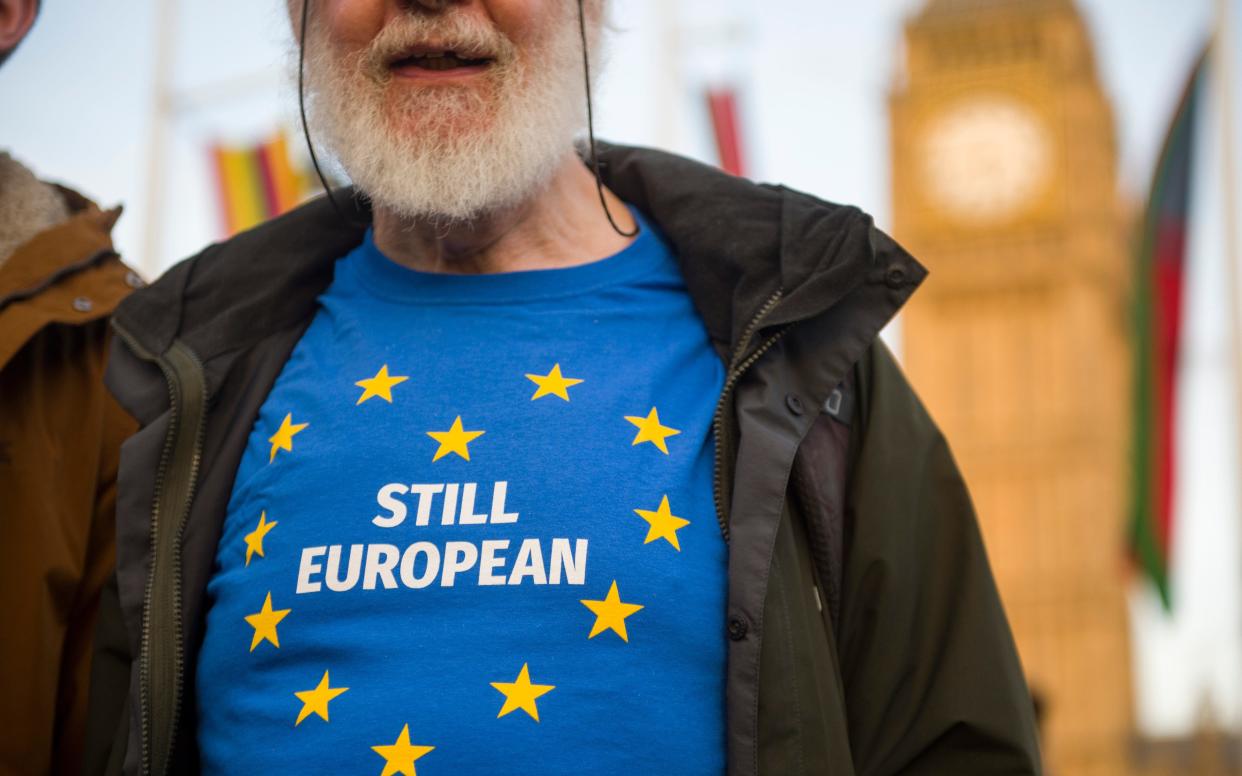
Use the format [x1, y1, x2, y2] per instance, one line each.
[1215, 0, 1242, 731]
[140, 0, 177, 278]
[656, 0, 682, 150]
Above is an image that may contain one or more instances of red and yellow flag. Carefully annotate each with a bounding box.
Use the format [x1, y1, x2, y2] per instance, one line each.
[210, 131, 309, 236]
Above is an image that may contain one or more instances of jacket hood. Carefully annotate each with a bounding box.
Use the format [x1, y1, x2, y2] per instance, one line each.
[111, 142, 924, 394]
[0, 151, 72, 266]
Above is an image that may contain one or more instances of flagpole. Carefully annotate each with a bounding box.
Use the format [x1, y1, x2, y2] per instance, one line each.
[656, 0, 682, 150]
[1215, 0, 1242, 731]
[140, 0, 177, 277]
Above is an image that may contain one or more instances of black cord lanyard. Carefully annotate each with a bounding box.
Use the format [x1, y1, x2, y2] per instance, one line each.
[576, 0, 638, 237]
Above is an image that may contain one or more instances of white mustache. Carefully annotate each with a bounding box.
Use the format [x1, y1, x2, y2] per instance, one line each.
[360, 13, 517, 79]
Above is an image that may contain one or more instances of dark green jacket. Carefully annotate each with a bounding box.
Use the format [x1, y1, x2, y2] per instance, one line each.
[86, 144, 1041, 775]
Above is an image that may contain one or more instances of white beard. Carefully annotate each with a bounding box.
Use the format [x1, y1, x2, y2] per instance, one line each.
[302, 7, 592, 223]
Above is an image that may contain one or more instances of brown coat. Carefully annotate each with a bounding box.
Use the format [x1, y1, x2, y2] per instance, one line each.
[0, 189, 139, 775]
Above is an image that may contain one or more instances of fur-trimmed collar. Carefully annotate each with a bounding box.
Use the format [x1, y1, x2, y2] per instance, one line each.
[0, 152, 70, 268]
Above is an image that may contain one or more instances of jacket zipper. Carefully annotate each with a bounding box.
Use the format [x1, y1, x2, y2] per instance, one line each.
[711, 289, 787, 542]
[112, 321, 208, 776]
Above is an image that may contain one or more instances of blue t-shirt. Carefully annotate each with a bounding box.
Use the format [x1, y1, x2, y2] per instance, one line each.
[196, 211, 728, 774]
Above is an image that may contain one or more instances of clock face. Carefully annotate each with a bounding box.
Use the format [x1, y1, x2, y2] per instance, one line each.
[920, 96, 1051, 223]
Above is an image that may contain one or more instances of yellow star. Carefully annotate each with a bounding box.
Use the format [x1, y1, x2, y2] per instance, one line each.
[624, 407, 681, 454]
[244, 591, 291, 652]
[268, 412, 308, 462]
[580, 580, 644, 642]
[243, 511, 277, 567]
[491, 663, 555, 722]
[426, 416, 485, 462]
[525, 363, 584, 401]
[371, 724, 434, 776]
[633, 495, 691, 551]
[355, 364, 409, 405]
[294, 670, 348, 726]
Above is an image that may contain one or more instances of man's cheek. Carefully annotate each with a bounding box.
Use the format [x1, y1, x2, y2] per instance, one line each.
[318, 0, 387, 54]
[484, 0, 568, 48]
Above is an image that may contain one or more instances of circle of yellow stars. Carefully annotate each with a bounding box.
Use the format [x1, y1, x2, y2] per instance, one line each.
[240, 358, 701, 771]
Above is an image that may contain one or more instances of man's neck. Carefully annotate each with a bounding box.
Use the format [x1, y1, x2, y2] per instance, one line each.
[371, 153, 637, 275]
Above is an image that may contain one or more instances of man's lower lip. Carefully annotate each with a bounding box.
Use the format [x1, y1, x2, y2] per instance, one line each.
[389, 63, 491, 81]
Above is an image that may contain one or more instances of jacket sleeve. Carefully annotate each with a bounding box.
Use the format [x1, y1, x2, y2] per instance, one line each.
[838, 343, 1042, 775]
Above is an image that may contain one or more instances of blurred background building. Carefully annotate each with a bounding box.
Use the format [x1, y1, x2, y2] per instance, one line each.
[2, 0, 1240, 773]
[892, 1, 1133, 772]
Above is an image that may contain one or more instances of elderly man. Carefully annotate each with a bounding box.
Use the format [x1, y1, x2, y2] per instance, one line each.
[89, 0, 1040, 774]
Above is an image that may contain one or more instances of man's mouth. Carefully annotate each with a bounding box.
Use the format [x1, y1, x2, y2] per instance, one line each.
[388, 46, 494, 75]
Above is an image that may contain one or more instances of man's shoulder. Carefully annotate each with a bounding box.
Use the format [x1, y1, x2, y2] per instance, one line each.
[597, 142, 913, 353]
[598, 141, 870, 234]
[145, 189, 368, 304]
[0, 175, 141, 369]
[114, 191, 368, 362]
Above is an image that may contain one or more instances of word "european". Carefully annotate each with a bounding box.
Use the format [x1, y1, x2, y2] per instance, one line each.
[296, 538, 589, 593]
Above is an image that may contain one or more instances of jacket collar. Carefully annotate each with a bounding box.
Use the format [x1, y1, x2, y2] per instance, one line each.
[0, 152, 72, 266]
[0, 187, 121, 303]
[111, 142, 925, 393]
[0, 189, 130, 368]
[596, 143, 924, 351]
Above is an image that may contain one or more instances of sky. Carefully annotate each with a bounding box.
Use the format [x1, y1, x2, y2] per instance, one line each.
[1, 0, 1239, 738]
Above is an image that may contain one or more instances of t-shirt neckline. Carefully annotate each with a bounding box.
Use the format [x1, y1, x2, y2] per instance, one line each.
[350, 207, 664, 305]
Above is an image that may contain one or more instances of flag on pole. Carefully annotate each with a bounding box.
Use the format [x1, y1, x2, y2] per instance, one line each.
[1129, 49, 1210, 610]
[706, 87, 746, 177]
[210, 130, 309, 236]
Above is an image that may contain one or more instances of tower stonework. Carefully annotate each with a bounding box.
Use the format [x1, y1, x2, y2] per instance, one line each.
[890, 1, 1133, 774]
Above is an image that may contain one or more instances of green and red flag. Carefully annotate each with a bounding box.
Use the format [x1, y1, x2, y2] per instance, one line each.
[1129, 49, 1210, 610]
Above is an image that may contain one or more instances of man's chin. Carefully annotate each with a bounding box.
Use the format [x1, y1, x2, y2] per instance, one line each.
[365, 187, 520, 225]
[340, 135, 538, 222]
[384, 118, 495, 149]
[380, 102, 501, 147]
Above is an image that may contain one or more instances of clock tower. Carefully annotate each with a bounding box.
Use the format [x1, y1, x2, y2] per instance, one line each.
[890, 1, 1133, 774]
